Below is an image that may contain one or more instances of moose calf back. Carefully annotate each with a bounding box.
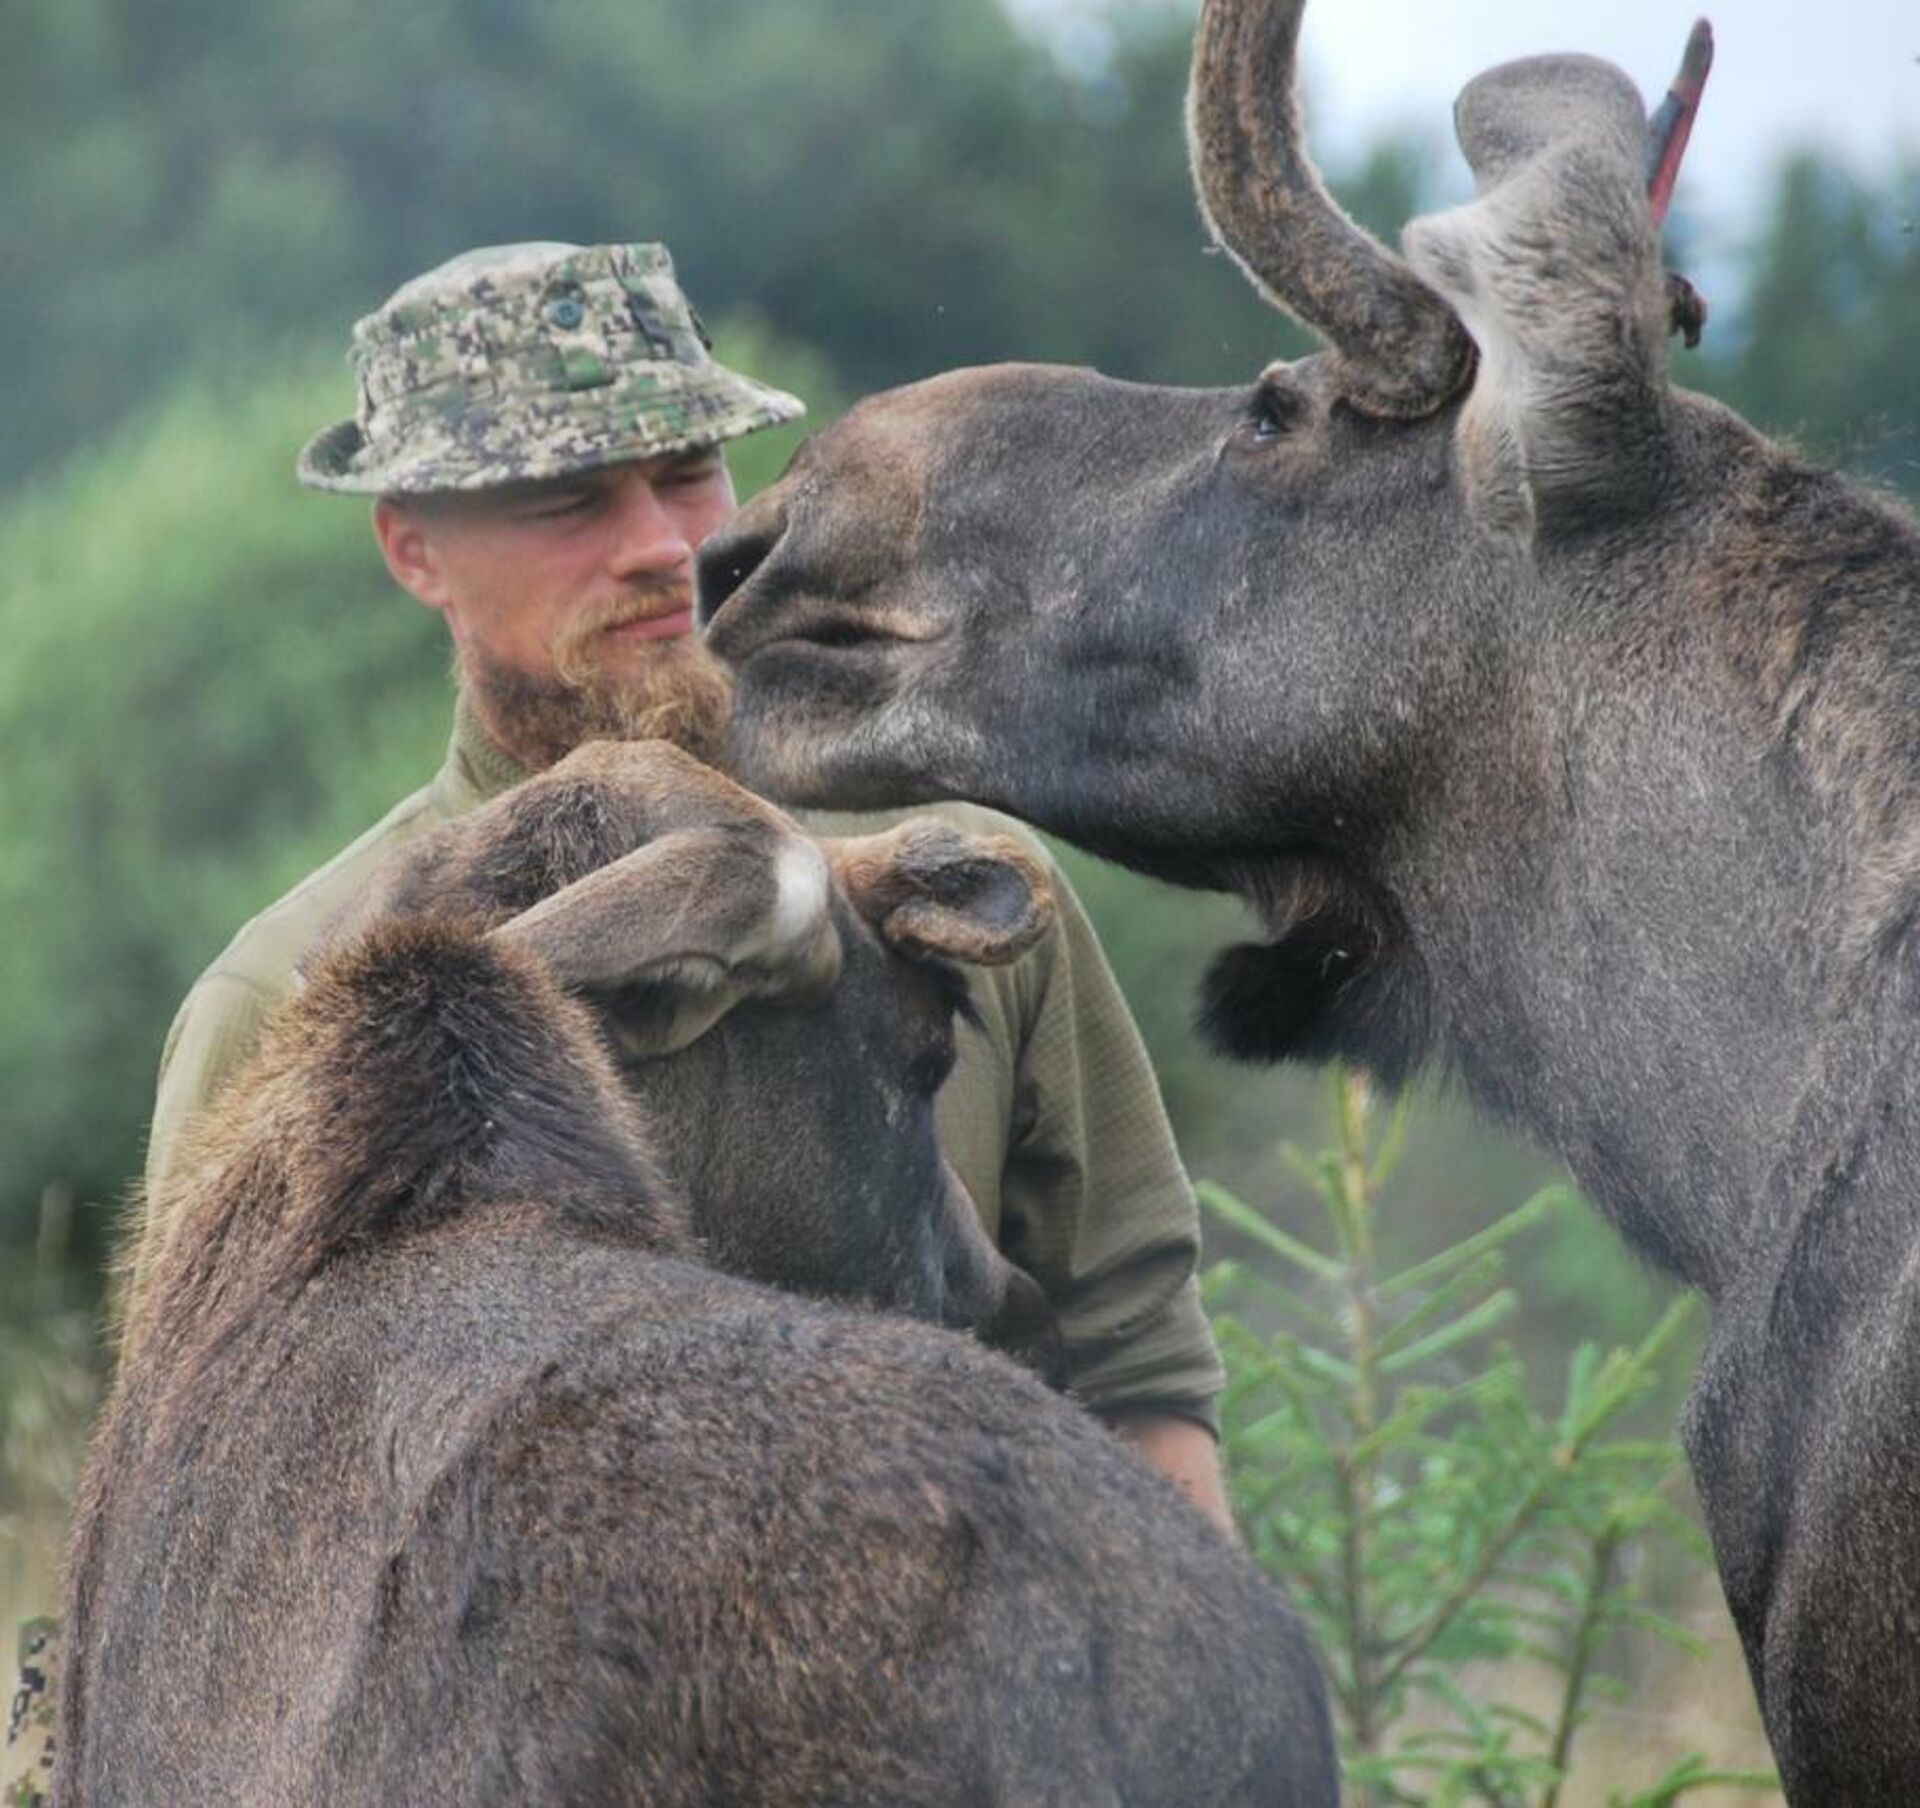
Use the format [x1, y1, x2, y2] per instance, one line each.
[62, 752, 1337, 1806]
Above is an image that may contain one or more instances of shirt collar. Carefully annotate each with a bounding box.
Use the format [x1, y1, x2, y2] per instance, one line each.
[430, 689, 529, 814]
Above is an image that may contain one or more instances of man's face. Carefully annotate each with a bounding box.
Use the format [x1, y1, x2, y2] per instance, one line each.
[376, 448, 739, 768]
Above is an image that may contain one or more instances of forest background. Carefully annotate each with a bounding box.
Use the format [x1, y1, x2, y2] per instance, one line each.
[2, 0, 1915, 1790]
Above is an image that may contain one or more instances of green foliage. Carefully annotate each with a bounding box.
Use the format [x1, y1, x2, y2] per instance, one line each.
[8, 0, 1916, 507]
[0, 314, 839, 1260]
[1205, 1068, 1779, 1805]
[706, 313, 851, 502]
[0, 1277, 95, 1532]
[7, 0, 1490, 492]
[0, 365, 441, 1257]
[0, 1212, 100, 1629]
[1707, 153, 1920, 490]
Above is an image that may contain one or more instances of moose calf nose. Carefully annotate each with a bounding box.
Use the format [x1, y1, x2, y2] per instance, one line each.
[696, 496, 787, 631]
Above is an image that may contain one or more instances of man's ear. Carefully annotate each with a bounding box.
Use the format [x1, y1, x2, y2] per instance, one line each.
[825, 823, 1055, 966]
[373, 497, 453, 612]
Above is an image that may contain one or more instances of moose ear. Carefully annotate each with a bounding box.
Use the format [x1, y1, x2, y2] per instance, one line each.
[494, 824, 842, 1057]
[1402, 50, 1679, 537]
[825, 823, 1056, 966]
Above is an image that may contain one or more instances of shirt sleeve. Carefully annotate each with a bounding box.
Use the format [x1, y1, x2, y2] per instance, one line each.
[121, 971, 280, 1338]
[994, 862, 1226, 1432]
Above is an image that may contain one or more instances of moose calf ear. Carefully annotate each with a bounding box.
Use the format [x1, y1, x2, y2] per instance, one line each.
[826, 824, 1056, 966]
[496, 824, 843, 1058]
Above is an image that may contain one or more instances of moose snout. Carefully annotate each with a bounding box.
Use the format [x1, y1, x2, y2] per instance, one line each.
[696, 492, 788, 642]
[935, 1161, 1066, 1388]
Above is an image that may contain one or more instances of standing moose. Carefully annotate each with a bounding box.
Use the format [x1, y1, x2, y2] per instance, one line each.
[701, 1, 1920, 1799]
[59, 745, 1337, 1806]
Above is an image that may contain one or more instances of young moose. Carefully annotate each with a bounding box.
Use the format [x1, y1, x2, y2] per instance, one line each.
[60, 743, 1336, 1806]
[702, 2, 1920, 1799]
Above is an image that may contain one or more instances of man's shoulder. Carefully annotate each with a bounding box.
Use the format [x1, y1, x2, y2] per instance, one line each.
[198, 780, 452, 1003]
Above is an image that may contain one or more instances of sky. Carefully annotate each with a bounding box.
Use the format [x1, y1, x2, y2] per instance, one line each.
[1010, 0, 1918, 259]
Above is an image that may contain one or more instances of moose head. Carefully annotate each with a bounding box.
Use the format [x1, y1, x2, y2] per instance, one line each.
[112, 740, 1068, 1421]
[698, 2, 1795, 1278]
[701, 2, 1920, 1798]
[703, 4, 1713, 870]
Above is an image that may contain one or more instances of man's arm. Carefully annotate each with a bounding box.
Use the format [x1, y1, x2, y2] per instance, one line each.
[984, 850, 1234, 1531]
[1108, 1410, 1234, 1534]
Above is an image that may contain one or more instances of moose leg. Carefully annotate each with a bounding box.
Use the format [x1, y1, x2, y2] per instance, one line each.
[1689, 1290, 1920, 1801]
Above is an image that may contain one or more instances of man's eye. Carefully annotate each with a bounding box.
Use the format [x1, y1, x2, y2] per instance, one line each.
[523, 490, 600, 519]
[661, 461, 722, 489]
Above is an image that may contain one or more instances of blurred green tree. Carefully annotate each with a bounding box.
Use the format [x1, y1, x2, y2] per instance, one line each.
[1709, 152, 1920, 490]
[1207, 1070, 1778, 1802]
[3, 0, 1470, 491]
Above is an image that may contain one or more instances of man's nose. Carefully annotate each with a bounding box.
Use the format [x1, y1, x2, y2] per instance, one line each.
[605, 475, 693, 581]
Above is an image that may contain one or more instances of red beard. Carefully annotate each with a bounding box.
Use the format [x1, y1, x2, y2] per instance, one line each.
[461, 619, 734, 774]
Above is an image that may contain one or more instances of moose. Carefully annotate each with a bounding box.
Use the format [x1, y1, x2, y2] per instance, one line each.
[700, 1, 1920, 1798]
[58, 744, 1336, 1805]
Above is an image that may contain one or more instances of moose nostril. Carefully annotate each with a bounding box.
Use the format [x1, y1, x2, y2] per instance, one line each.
[695, 517, 784, 628]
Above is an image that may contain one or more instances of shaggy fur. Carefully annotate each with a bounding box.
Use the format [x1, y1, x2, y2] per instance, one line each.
[60, 746, 1336, 1806]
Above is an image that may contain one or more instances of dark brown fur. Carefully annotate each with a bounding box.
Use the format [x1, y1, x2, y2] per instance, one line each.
[61, 746, 1336, 1806]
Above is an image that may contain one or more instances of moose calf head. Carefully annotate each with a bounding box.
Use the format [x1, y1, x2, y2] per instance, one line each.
[155, 739, 1060, 1375]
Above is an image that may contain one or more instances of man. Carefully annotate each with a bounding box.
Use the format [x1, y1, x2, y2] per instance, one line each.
[7, 237, 1228, 1808]
[152, 237, 1226, 1491]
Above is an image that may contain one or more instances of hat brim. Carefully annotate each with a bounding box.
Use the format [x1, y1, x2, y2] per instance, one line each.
[295, 367, 806, 496]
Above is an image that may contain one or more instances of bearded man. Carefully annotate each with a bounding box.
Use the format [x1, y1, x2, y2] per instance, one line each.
[0, 242, 1231, 1808]
[115, 243, 1229, 1526]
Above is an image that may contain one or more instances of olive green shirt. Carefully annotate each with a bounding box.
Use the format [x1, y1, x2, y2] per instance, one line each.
[134, 698, 1223, 1426]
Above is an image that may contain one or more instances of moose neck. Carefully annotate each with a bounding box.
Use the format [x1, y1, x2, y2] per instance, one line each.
[1351, 434, 1920, 1299]
[1406, 648, 1830, 1294]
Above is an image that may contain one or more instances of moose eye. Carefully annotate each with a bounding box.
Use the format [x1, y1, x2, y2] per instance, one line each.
[1247, 379, 1307, 444]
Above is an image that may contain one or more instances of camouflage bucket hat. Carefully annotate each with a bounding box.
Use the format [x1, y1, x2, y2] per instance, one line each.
[297, 242, 805, 494]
